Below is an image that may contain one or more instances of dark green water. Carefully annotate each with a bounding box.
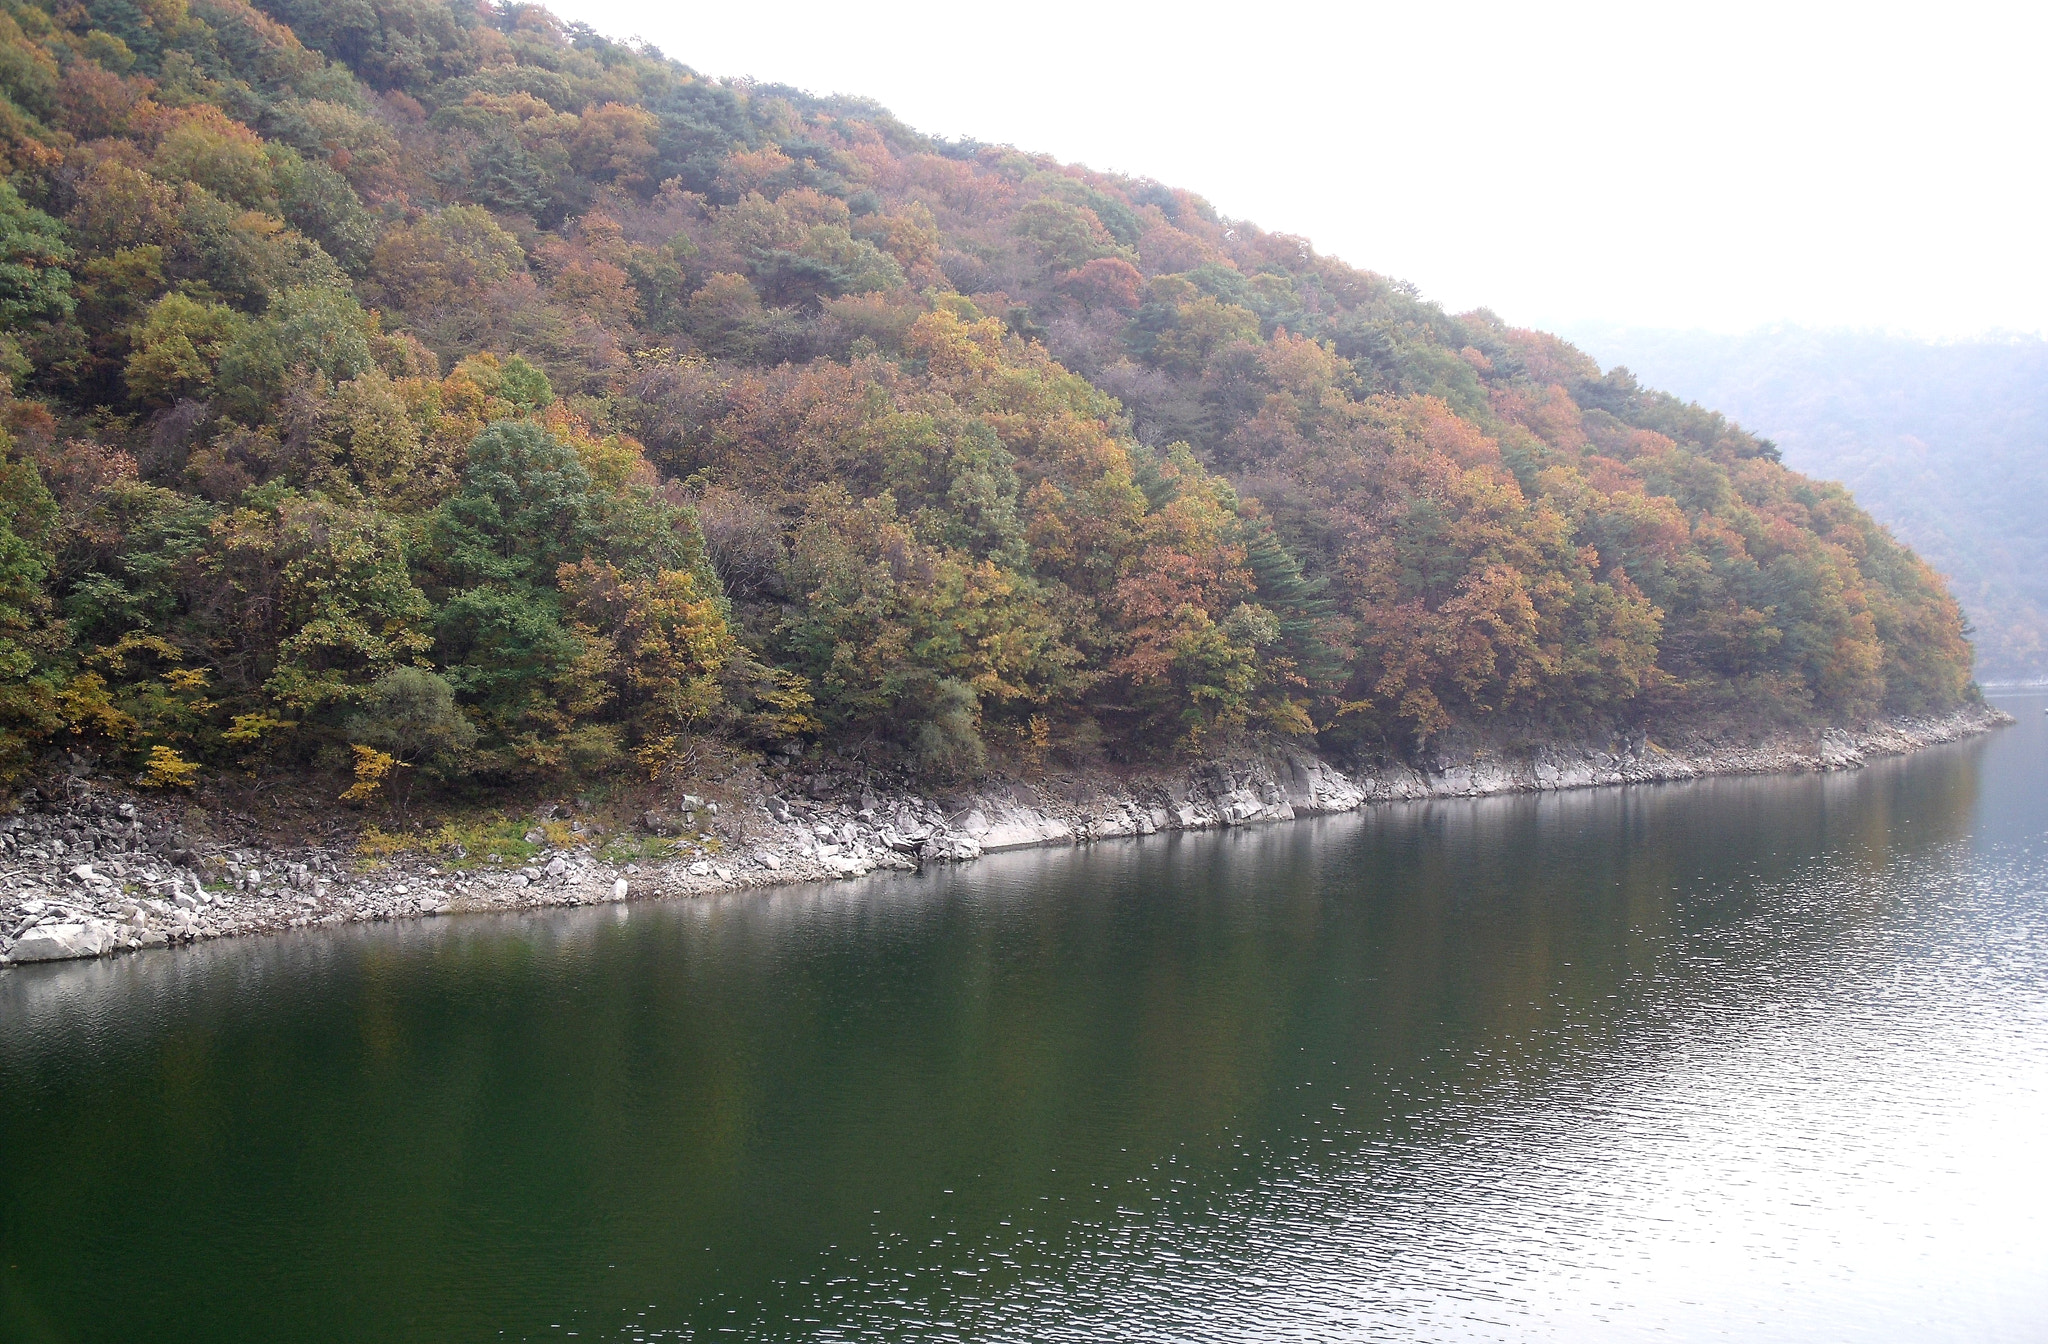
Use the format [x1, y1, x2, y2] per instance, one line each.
[5, 697, 2046, 1342]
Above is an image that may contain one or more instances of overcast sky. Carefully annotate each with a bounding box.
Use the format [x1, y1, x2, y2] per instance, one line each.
[547, 0, 2045, 339]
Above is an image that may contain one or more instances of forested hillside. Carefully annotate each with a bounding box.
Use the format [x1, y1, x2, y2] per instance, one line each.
[0, 0, 1977, 796]
[1567, 325, 2048, 683]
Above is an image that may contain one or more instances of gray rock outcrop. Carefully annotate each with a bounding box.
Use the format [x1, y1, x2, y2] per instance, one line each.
[0, 702, 2013, 967]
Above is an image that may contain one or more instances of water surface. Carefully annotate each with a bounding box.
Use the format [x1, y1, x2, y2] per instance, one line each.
[4, 698, 2045, 1341]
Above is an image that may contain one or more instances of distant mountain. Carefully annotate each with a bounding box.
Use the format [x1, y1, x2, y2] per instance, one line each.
[1565, 325, 2048, 682]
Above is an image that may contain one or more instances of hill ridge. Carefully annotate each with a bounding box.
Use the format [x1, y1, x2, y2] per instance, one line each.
[0, 0, 1978, 801]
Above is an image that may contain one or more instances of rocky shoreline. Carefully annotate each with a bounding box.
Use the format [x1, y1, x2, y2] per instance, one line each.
[0, 704, 2012, 967]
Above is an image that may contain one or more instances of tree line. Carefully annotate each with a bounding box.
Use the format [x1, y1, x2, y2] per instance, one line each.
[0, 0, 1976, 797]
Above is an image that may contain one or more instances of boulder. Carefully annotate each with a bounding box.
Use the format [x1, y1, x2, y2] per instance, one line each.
[11, 920, 117, 962]
[923, 832, 982, 862]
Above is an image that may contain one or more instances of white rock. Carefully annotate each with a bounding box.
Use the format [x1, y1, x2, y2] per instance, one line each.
[11, 920, 116, 962]
[612, 878, 629, 900]
[687, 861, 713, 877]
[755, 851, 782, 871]
[545, 856, 567, 877]
[977, 812, 1073, 850]
[924, 833, 982, 862]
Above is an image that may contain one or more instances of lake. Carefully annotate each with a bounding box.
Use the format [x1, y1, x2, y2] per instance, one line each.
[4, 696, 2044, 1342]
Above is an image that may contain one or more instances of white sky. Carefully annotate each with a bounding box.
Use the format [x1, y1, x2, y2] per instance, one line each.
[547, 0, 2047, 338]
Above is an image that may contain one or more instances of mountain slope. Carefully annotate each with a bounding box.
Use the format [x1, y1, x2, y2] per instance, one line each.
[1565, 324, 2048, 682]
[0, 0, 1978, 796]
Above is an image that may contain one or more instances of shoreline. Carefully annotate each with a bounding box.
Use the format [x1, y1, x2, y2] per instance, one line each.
[0, 703, 2014, 967]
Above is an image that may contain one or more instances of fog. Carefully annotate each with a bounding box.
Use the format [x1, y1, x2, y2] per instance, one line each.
[546, 0, 2046, 339]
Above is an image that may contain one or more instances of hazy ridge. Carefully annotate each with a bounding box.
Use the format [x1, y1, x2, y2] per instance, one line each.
[1565, 325, 2047, 681]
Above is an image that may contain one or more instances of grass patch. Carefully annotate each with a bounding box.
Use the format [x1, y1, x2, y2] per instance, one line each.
[356, 815, 600, 871]
[595, 833, 687, 865]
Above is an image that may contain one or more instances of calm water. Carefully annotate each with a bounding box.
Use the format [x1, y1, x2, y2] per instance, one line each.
[4, 699, 2045, 1342]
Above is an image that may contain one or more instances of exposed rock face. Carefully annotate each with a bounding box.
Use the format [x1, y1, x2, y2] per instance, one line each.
[0, 703, 2012, 966]
[956, 803, 1073, 852]
[10, 920, 118, 963]
[878, 704, 2009, 854]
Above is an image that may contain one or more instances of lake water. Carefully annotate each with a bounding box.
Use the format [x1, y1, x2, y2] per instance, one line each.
[4, 697, 2045, 1342]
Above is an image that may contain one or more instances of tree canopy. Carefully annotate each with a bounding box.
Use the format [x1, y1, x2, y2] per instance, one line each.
[0, 0, 1978, 791]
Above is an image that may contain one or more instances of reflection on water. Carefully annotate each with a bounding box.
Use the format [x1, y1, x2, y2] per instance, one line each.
[2, 701, 2043, 1343]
